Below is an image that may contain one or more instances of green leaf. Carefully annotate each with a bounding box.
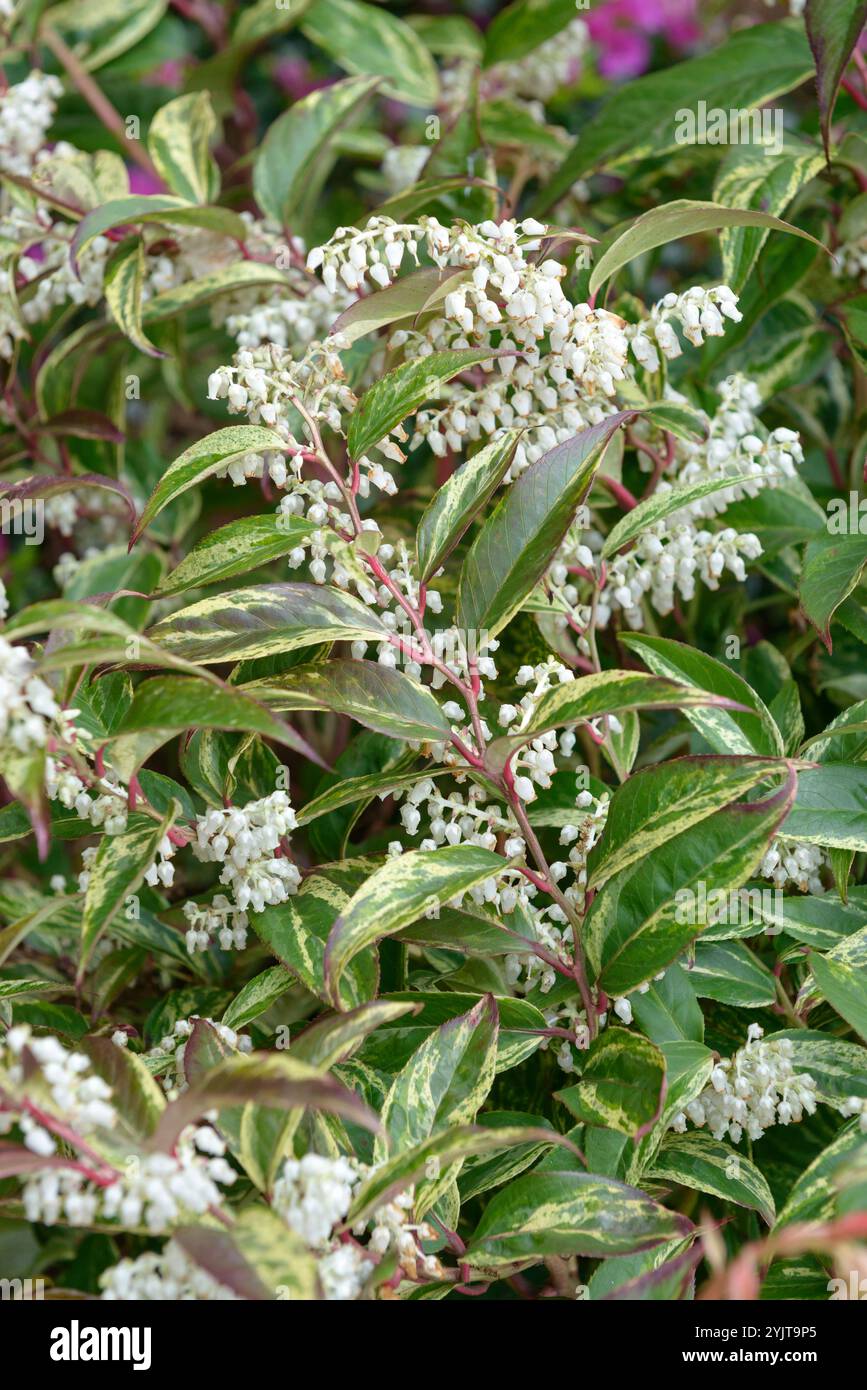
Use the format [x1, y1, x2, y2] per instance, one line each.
[324, 845, 511, 1008]
[457, 414, 634, 641]
[589, 199, 825, 297]
[689, 941, 777, 1008]
[154, 514, 315, 597]
[556, 1029, 666, 1139]
[233, 0, 312, 45]
[806, 699, 867, 763]
[295, 766, 447, 827]
[806, 0, 867, 159]
[487, 670, 745, 773]
[141, 263, 295, 325]
[584, 770, 796, 993]
[714, 139, 825, 291]
[362, 991, 545, 1074]
[785, 765, 867, 851]
[245, 659, 451, 742]
[417, 430, 521, 583]
[627, 1040, 715, 1181]
[147, 582, 389, 663]
[799, 533, 867, 649]
[630, 964, 705, 1046]
[348, 1123, 577, 1224]
[80, 806, 176, 977]
[378, 995, 498, 1158]
[71, 195, 244, 265]
[290, 1000, 418, 1069]
[176, 1206, 319, 1300]
[810, 928, 867, 1042]
[103, 237, 163, 358]
[638, 401, 709, 442]
[147, 93, 219, 204]
[773, 1124, 865, 1229]
[301, 0, 439, 108]
[0, 896, 80, 968]
[221, 966, 295, 1032]
[601, 471, 767, 560]
[46, 0, 168, 72]
[773, 1030, 867, 1106]
[537, 23, 814, 210]
[589, 756, 782, 888]
[250, 874, 379, 1011]
[465, 1170, 690, 1268]
[347, 348, 500, 461]
[621, 635, 784, 757]
[253, 76, 379, 229]
[107, 674, 322, 780]
[131, 426, 288, 543]
[651, 1131, 776, 1225]
[81, 1035, 165, 1138]
[153, 1051, 379, 1150]
[331, 267, 457, 346]
[483, 0, 577, 65]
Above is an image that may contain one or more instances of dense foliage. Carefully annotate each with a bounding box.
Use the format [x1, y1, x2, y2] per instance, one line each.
[1, 0, 866, 1303]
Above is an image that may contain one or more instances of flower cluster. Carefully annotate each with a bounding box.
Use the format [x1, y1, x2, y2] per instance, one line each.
[207, 338, 357, 473]
[22, 1129, 237, 1232]
[273, 1152, 440, 1299]
[100, 1239, 240, 1301]
[761, 838, 828, 895]
[833, 233, 867, 285]
[46, 760, 128, 836]
[309, 214, 634, 473]
[551, 375, 802, 630]
[0, 635, 68, 753]
[272, 1153, 362, 1249]
[192, 790, 301, 914]
[485, 17, 589, 103]
[0, 70, 62, 175]
[670, 1025, 819, 1144]
[628, 286, 743, 369]
[144, 1017, 252, 1095]
[182, 895, 251, 953]
[0, 1025, 116, 1155]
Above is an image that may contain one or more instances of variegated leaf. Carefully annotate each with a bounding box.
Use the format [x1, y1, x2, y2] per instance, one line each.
[651, 1130, 776, 1225]
[324, 846, 512, 1008]
[147, 583, 389, 663]
[465, 1170, 691, 1268]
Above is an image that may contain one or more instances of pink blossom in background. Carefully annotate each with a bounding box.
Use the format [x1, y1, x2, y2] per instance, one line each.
[128, 167, 165, 196]
[274, 57, 332, 101]
[586, 0, 700, 79]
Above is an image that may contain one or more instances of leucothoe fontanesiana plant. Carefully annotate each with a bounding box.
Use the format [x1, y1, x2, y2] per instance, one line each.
[0, 0, 867, 1304]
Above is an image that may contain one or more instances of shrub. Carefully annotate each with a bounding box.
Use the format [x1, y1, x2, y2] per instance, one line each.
[0, 0, 866, 1303]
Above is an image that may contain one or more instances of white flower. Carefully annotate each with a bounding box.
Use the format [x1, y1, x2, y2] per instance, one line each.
[100, 1239, 240, 1300]
[193, 790, 300, 914]
[272, 1153, 362, 1249]
[672, 1027, 818, 1144]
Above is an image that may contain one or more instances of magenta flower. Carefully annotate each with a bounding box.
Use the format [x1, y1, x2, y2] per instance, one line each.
[587, 0, 699, 79]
